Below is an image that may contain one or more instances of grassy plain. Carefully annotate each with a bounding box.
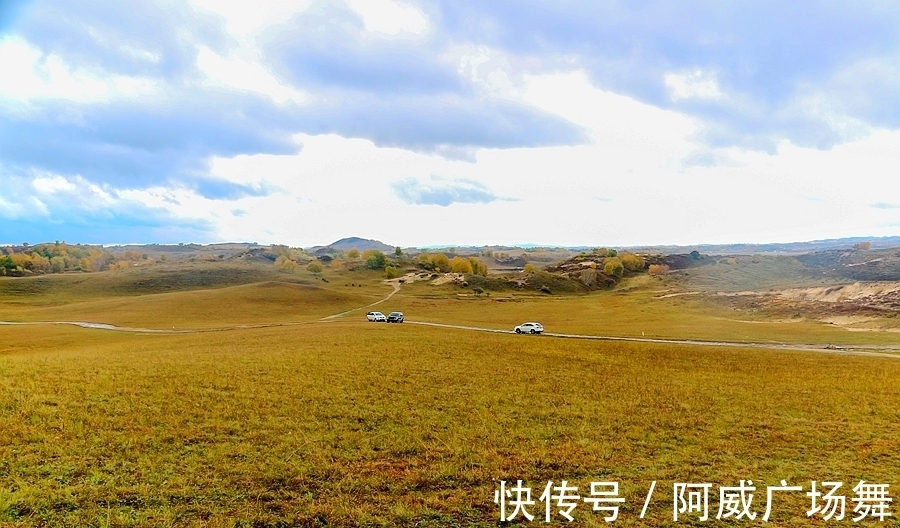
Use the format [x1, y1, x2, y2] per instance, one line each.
[0, 263, 391, 329]
[1, 262, 899, 526]
[390, 276, 900, 348]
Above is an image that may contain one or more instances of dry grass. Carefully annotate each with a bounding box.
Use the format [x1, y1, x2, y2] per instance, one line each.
[389, 276, 900, 347]
[1, 322, 899, 526]
[1, 264, 899, 526]
[0, 262, 392, 329]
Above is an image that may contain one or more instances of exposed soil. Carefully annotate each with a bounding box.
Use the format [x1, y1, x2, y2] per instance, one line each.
[705, 281, 900, 333]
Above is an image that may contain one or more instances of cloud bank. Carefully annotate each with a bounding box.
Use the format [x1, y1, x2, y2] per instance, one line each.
[1, 0, 899, 245]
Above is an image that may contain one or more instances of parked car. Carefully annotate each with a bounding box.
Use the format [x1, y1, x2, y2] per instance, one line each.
[366, 311, 386, 322]
[514, 322, 543, 334]
[387, 311, 404, 323]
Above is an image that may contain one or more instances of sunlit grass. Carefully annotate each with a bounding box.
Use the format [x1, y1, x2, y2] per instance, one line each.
[0, 263, 393, 328]
[389, 277, 900, 347]
[1, 264, 899, 525]
[1, 321, 898, 526]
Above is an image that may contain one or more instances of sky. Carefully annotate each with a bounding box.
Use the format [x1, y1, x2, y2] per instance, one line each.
[2, 0, 900, 248]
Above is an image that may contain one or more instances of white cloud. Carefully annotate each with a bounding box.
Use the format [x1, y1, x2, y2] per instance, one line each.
[189, 0, 314, 37]
[451, 44, 521, 99]
[182, 69, 900, 247]
[664, 69, 725, 102]
[523, 71, 698, 168]
[29, 173, 118, 210]
[196, 47, 307, 104]
[344, 0, 428, 35]
[0, 36, 156, 104]
[0, 176, 47, 219]
[31, 175, 77, 194]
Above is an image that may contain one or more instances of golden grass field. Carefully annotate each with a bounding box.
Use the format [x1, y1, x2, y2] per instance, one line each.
[1, 262, 899, 526]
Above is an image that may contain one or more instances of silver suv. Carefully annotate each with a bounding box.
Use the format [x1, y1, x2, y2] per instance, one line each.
[514, 322, 543, 334]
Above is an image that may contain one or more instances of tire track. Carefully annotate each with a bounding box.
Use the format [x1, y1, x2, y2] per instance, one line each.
[405, 321, 900, 359]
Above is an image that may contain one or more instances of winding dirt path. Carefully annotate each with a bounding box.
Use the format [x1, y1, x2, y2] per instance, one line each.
[2, 280, 898, 359]
[319, 280, 401, 320]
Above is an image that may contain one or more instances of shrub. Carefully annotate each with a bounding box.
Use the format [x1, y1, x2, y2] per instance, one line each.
[384, 266, 400, 279]
[523, 263, 536, 273]
[648, 264, 670, 275]
[50, 256, 66, 273]
[431, 253, 450, 273]
[450, 256, 473, 274]
[468, 257, 488, 276]
[418, 252, 454, 272]
[620, 252, 645, 272]
[275, 255, 299, 272]
[363, 250, 387, 270]
[346, 248, 360, 260]
[306, 261, 323, 274]
[603, 257, 624, 277]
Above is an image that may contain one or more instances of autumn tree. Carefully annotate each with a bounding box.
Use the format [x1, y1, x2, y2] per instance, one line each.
[30, 253, 50, 273]
[50, 256, 66, 273]
[450, 256, 473, 274]
[468, 257, 488, 276]
[363, 250, 387, 270]
[620, 252, 645, 272]
[275, 255, 299, 272]
[431, 253, 450, 273]
[603, 257, 624, 277]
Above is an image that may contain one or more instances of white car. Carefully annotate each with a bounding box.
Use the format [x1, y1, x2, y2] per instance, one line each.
[514, 322, 543, 334]
[366, 311, 386, 322]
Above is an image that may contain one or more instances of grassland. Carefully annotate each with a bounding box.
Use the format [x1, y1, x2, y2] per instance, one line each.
[388, 275, 900, 348]
[1, 262, 899, 526]
[0, 262, 392, 329]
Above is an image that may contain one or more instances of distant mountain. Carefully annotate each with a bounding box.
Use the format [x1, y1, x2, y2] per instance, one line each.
[626, 236, 900, 255]
[308, 237, 395, 254]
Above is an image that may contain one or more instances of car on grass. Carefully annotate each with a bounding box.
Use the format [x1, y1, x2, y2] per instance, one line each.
[387, 311, 404, 323]
[366, 311, 386, 322]
[514, 322, 543, 334]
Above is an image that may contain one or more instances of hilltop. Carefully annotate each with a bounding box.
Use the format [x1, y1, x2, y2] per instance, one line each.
[308, 237, 395, 255]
